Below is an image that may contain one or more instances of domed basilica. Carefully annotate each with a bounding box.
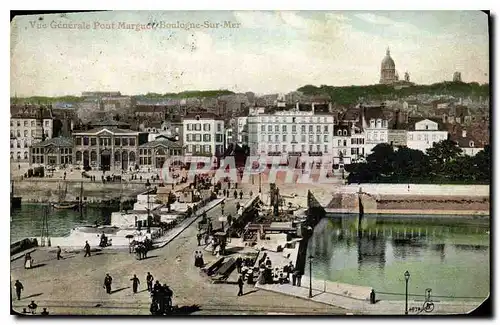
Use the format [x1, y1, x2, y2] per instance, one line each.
[379, 47, 411, 86]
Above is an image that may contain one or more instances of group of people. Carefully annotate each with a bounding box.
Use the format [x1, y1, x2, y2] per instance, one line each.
[194, 251, 205, 267]
[13, 280, 49, 315]
[256, 256, 302, 286]
[150, 280, 174, 315]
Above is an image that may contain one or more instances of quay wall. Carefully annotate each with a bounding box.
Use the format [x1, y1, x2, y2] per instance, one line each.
[12, 179, 151, 203]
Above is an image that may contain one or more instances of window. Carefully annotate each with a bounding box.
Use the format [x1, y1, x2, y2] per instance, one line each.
[215, 134, 223, 142]
[292, 125, 296, 132]
[204, 145, 211, 153]
[309, 145, 313, 152]
[292, 117, 296, 123]
[31, 121, 35, 127]
[24, 142, 28, 148]
[24, 130, 28, 137]
[301, 135, 306, 142]
[337, 130, 342, 136]
[24, 121, 28, 127]
[83, 137, 89, 146]
[10, 121, 13, 127]
[324, 145, 328, 153]
[408, 134, 413, 141]
[217, 123, 222, 132]
[282, 145, 287, 152]
[282, 125, 287, 132]
[275, 135, 279, 142]
[301, 145, 306, 152]
[316, 126, 321, 133]
[301, 125, 306, 133]
[382, 120, 387, 128]
[292, 144, 296, 152]
[17, 131, 20, 137]
[17, 121, 20, 127]
[195, 144, 201, 153]
[470, 141, 474, 147]
[268, 135, 272, 142]
[338, 140, 342, 146]
[186, 134, 192, 142]
[351, 138, 355, 145]
[45, 120, 49, 127]
[195, 124, 201, 131]
[343, 130, 347, 136]
[324, 125, 328, 132]
[187, 124, 192, 131]
[10, 141, 13, 148]
[261, 125, 265, 132]
[309, 135, 313, 143]
[275, 125, 279, 132]
[129, 138, 135, 146]
[274, 145, 278, 152]
[203, 123, 210, 131]
[309, 125, 313, 133]
[282, 134, 287, 142]
[316, 135, 320, 143]
[24, 151, 28, 159]
[292, 135, 296, 142]
[268, 125, 272, 132]
[91, 137, 96, 146]
[203, 134, 211, 142]
[343, 140, 347, 146]
[370, 119, 375, 128]
[17, 141, 20, 148]
[376, 119, 381, 128]
[324, 135, 329, 143]
[425, 125, 429, 130]
[316, 145, 320, 152]
[261, 135, 265, 142]
[268, 145, 272, 152]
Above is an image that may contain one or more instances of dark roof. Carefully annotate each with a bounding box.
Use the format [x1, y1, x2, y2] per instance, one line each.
[361, 105, 387, 124]
[333, 125, 351, 134]
[139, 139, 182, 149]
[184, 112, 224, 120]
[31, 137, 73, 148]
[92, 119, 130, 127]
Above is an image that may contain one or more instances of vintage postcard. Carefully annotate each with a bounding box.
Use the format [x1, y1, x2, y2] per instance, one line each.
[10, 10, 490, 316]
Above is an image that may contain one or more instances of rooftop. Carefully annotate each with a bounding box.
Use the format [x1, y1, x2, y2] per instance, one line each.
[31, 136, 74, 148]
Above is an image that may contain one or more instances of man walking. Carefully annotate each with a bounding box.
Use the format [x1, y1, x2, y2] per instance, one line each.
[14, 280, 23, 300]
[239, 190, 243, 200]
[84, 241, 91, 257]
[103, 273, 112, 294]
[233, 190, 238, 199]
[130, 274, 140, 293]
[56, 246, 62, 260]
[237, 274, 244, 296]
[146, 272, 154, 292]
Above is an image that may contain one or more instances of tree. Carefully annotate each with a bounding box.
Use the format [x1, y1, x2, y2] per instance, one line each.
[366, 143, 395, 178]
[392, 146, 430, 182]
[472, 145, 491, 182]
[426, 140, 462, 176]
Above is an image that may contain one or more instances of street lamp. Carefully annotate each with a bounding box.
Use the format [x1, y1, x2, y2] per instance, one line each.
[404, 270, 410, 315]
[258, 171, 262, 194]
[308, 255, 314, 298]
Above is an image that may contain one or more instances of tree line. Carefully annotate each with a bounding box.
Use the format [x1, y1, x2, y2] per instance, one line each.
[345, 140, 490, 184]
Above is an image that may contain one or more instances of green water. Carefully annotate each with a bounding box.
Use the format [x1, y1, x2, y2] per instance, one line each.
[305, 215, 490, 301]
[10, 204, 115, 244]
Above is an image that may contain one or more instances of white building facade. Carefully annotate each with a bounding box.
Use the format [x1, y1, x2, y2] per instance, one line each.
[247, 105, 335, 165]
[183, 113, 225, 159]
[364, 117, 389, 155]
[407, 119, 448, 153]
[10, 116, 53, 161]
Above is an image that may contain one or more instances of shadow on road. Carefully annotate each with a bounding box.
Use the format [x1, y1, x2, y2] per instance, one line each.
[22, 293, 43, 300]
[142, 255, 158, 260]
[242, 290, 258, 296]
[172, 304, 201, 315]
[110, 287, 130, 294]
[30, 263, 46, 269]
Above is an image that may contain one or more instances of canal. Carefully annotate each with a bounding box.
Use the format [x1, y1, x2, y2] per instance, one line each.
[10, 204, 116, 244]
[305, 214, 490, 302]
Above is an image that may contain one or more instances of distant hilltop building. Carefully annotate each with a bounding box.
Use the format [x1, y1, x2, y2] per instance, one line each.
[379, 47, 414, 89]
[453, 72, 462, 82]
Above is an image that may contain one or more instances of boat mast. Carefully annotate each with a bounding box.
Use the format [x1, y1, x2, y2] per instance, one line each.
[79, 180, 83, 216]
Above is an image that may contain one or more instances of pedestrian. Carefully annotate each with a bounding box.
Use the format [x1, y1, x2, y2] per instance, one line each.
[40, 308, 49, 315]
[198, 251, 204, 267]
[56, 246, 62, 260]
[250, 190, 253, 197]
[237, 274, 244, 296]
[287, 261, 295, 281]
[239, 190, 243, 199]
[153, 280, 161, 293]
[292, 270, 297, 286]
[196, 233, 202, 246]
[14, 280, 23, 300]
[233, 190, 238, 199]
[223, 189, 226, 197]
[146, 272, 154, 292]
[204, 233, 209, 245]
[103, 273, 112, 294]
[194, 251, 200, 267]
[226, 190, 229, 198]
[265, 257, 272, 268]
[28, 301, 38, 314]
[370, 289, 376, 304]
[84, 241, 91, 257]
[63, 172, 66, 180]
[296, 272, 302, 287]
[236, 256, 242, 273]
[130, 274, 140, 293]
[236, 202, 241, 211]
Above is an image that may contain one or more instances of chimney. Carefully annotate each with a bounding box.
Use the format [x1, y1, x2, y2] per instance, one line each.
[462, 130, 467, 138]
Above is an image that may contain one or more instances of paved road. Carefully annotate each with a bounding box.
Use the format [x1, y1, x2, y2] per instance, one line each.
[11, 198, 347, 316]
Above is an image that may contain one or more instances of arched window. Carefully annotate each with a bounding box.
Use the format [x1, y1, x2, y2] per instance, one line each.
[370, 119, 375, 128]
[76, 151, 82, 162]
[376, 119, 382, 128]
[90, 151, 97, 162]
[337, 130, 342, 136]
[24, 151, 28, 159]
[156, 148, 166, 156]
[129, 151, 136, 162]
[24, 130, 28, 137]
[343, 130, 347, 136]
[114, 151, 121, 163]
[470, 141, 474, 147]
[122, 151, 128, 162]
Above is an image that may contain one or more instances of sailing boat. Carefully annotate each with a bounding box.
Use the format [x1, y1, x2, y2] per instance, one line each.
[53, 181, 77, 209]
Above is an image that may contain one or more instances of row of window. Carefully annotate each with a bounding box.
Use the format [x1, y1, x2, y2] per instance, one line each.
[10, 151, 28, 160]
[11, 140, 29, 148]
[260, 124, 330, 134]
[185, 133, 224, 143]
[11, 120, 50, 127]
[75, 136, 136, 147]
[185, 144, 224, 155]
[366, 132, 387, 141]
[408, 133, 446, 141]
[263, 144, 330, 154]
[186, 123, 223, 132]
[11, 130, 48, 138]
[259, 116, 331, 123]
[31, 148, 72, 155]
[261, 134, 330, 144]
[368, 119, 388, 128]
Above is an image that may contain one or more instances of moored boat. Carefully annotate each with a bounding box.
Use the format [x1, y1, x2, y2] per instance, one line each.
[53, 202, 77, 209]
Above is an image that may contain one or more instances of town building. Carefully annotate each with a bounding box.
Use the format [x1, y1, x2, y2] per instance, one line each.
[453, 71, 462, 82]
[182, 112, 225, 160]
[29, 137, 73, 166]
[406, 118, 448, 152]
[138, 135, 184, 170]
[247, 103, 335, 165]
[380, 48, 397, 84]
[235, 116, 248, 145]
[332, 125, 351, 166]
[10, 107, 53, 161]
[360, 104, 389, 155]
[72, 126, 148, 171]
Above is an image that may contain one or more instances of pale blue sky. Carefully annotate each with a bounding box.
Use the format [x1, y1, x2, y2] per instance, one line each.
[10, 11, 489, 97]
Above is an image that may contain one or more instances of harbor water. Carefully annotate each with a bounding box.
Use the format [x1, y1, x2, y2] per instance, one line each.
[10, 204, 116, 244]
[305, 214, 490, 302]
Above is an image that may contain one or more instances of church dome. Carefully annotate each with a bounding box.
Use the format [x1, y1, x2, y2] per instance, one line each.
[381, 48, 395, 69]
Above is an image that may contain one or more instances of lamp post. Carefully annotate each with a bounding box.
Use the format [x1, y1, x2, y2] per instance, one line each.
[146, 179, 151, 234]
[308, 255, 314, 298]
[258, 171, 262, 194]
[404, 270, 410, 315]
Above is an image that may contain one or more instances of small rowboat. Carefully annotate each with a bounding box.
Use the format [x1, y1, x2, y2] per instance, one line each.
[52, 202, 77, 209]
